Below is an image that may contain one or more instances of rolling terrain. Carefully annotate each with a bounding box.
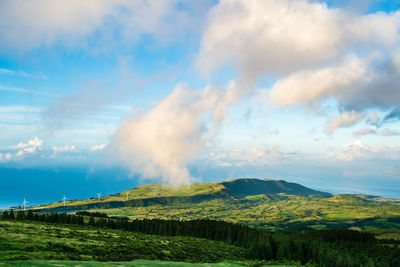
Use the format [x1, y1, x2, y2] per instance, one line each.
[0, 220, 248, 263]
[1, 211, 399, 266]
[30, 178, 400, 231]
[2, 179, 400, 266]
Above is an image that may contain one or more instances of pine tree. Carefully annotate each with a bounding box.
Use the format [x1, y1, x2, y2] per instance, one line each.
[9, 209, 15, 219]
[276, 239, 291, 261]
[2, 210, 9, 219]
[88, 216, 95, 226]
[16, 210, 25, 220]
[26, 210, 34, 220]
[77, 216, 84, 225]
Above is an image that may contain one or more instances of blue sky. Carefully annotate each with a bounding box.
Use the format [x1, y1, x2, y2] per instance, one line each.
[1, 0, 400, 202]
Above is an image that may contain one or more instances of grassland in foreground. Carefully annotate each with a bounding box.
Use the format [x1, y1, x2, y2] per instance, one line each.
[0, 220, 248, 263]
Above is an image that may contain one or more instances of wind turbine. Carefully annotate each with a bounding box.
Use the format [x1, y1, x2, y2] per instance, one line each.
[152, 187, 156, 198]
[125, 192, 129, 201]
[22, 198, 28, 211]
[62, 195, 67, 206]
[97, 193, 102, 203]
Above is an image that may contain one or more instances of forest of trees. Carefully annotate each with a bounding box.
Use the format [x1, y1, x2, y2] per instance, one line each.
[2, 209, 400, 266]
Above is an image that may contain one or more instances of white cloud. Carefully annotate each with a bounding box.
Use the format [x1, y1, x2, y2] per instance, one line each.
[367, 112, 381, 126]
[380, 128, 400, 136]
[197, 0, 344, 77]
[197, 0, 400, 134]
[111, 81, 246, 187]
[12, 142, 29, 149]
[0, 0, 207, 52]
[325, 111, 365, 134]
[90, 144, 107, 151]
[269, 55, 366, 107]
[5, 153, 11, 160]
[15, 150, 24, 157]
[8, 137, 44, 159]
[28, 137, 43, 147]
[0, 67, 47, 79]
[51, 145, 78, 152]
[0, 105, 43, 113]
[0, 85, 54, 97]
[0, 153, 12, 162]
[328, 139, 400, 161]
[197, 0, 400, 77]
[15, 137, 43, 157]
[1, 137, 95, 162]
[353, 128, 376, 136]
[268, 51, 400, 119]
[205, 147, 285, 167]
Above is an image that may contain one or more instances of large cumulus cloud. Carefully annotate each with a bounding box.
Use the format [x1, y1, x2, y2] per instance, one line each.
[197, 0, 400, 132]
[110, 82, 248, 186]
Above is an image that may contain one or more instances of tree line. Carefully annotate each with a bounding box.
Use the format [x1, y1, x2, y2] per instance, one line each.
[2, 209, 400, 266]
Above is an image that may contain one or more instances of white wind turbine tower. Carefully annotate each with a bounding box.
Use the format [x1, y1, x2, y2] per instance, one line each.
[152, 187, 156, 198]
[97, 193, 102, 203]
[62, 195, 67, 206]
[125, 192, 129, 201]
[22, 198, 28, 211]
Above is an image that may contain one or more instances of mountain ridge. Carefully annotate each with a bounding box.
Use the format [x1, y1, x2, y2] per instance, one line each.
[221, 178, 332, 197]
[24, 178, 400, 232]
[33, 178, 331, 211]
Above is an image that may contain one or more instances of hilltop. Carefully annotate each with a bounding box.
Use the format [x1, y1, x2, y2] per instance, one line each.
[35, 178, 331, 210]
[31, 178, 400, 231]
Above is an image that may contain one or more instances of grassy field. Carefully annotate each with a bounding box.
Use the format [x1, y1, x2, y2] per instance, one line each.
[0, 220, 248, 263]
[369, 229, 400, 240]
[73, 195, 400, 231]
[33, 182, 227, 210]
[0, 219, 307, 266]
[29, 179, 400, 231]
[1, 218, 397, 266]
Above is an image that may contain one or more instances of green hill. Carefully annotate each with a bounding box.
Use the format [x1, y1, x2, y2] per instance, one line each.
[221, 179, 331, 197]
[33, 178, 329, 209]
[30, 178, 400, 231]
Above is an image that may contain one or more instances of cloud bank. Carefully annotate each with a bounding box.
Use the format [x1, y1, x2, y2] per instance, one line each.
[328, 139, 400, 161]
[204, 146, 286, 167]
[1, 137, 43, 161]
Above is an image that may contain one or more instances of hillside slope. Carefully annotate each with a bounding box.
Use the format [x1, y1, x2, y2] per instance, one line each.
[221, 179, 331, 197]
[34, 178, 330, 210]
[30, 178, 400, 231]
[0, 220, 248, 262]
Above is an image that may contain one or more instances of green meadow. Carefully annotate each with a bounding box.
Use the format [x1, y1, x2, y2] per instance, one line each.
[0, 219, 308, 266]
[32, 179, 400, 232]
[0, 220, 248, 263]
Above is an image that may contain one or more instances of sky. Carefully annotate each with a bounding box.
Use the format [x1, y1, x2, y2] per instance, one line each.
[1, 0, 400, 206]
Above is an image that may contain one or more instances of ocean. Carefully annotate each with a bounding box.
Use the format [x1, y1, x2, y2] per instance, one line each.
[0, 167, 138, 209]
